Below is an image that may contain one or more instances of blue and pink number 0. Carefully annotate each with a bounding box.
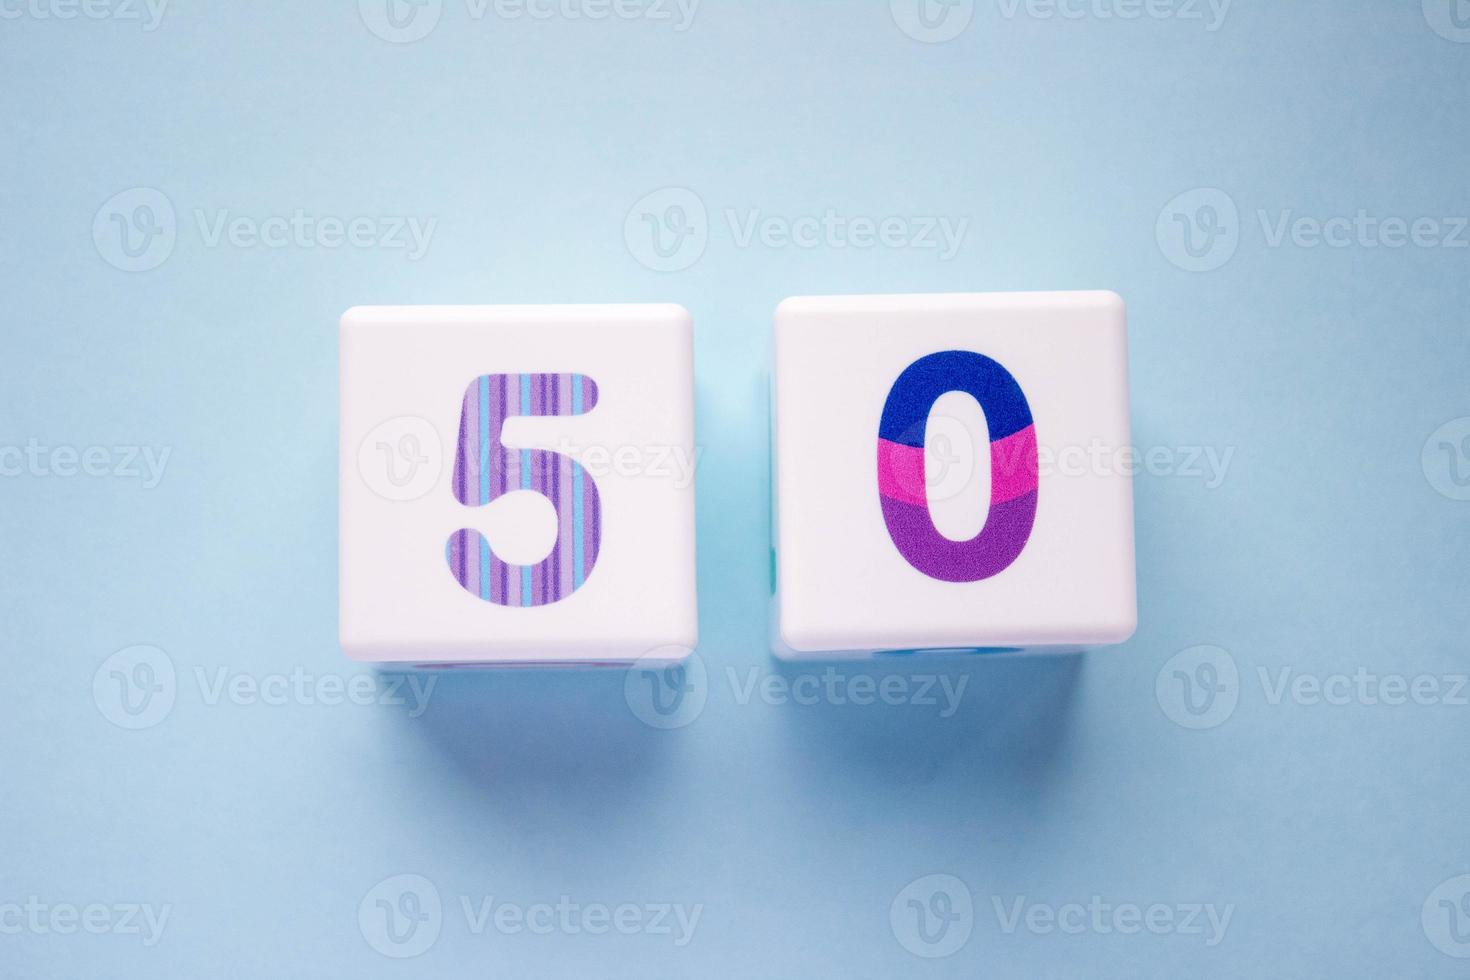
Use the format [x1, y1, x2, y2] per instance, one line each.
[877, 350, 1039, 582]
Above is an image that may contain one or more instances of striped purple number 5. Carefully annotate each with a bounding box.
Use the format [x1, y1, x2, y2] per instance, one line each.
[445, 373, 601, 607]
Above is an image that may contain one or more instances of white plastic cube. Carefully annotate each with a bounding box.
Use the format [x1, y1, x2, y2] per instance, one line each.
[340, 304, 698, 667]
[772, 292, 1137, 658]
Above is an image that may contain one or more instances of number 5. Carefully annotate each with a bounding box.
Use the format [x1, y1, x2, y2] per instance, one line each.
[445, 373, 601, 607]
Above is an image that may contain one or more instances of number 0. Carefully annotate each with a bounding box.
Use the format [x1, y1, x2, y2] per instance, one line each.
[876, 350, 1038, 582]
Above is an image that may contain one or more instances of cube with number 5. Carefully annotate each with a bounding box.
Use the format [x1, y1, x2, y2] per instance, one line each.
[771, 292, 1137, 658]
[340, 305, 698, 667]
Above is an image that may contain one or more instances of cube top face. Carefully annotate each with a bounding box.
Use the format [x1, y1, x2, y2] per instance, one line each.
[340, 305, 697, 666]
[773, 291, 1137, 657]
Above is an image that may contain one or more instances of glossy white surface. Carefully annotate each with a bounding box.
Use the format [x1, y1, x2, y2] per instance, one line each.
[340, 304, 697, 665]
[772, 291, 1137, 657]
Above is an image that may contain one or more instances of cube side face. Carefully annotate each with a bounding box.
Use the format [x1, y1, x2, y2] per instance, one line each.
[340, 305, 697, 667]
[773, 291, 1137, 658]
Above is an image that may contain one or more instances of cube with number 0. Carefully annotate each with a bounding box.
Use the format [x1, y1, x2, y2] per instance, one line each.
[340, 304, 698, 667]
[771, 291, 1137, 658]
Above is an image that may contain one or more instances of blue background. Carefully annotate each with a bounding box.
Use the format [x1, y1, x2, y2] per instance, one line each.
[3, 0, 1469, 976]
